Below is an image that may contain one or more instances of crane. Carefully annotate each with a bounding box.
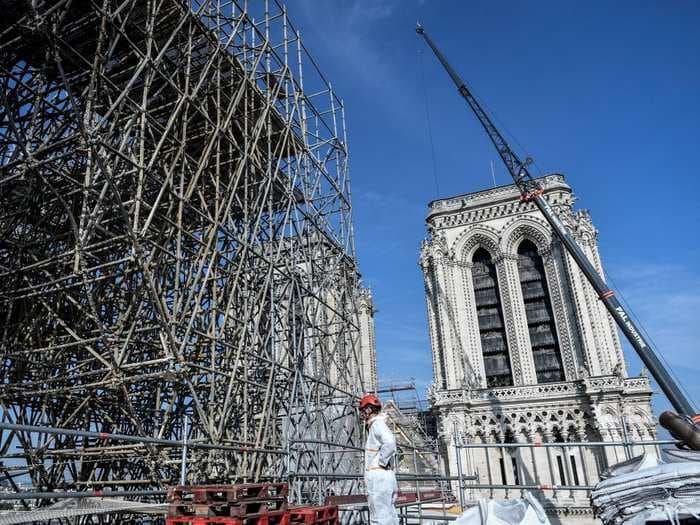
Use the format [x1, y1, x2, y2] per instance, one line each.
[416, 24, 698, 422]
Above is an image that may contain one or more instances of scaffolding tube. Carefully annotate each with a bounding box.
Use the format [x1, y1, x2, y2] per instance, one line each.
[0, 490, 167, 501]
[404, 513, 459, 521]
[464, 483, 593, 491]
[0, 0, 368, 502]
[292, 473, 476, 481]
[0, 422, 287, 455]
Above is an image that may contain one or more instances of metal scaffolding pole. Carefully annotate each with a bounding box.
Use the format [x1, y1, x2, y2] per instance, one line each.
[0, 0, 368, 509]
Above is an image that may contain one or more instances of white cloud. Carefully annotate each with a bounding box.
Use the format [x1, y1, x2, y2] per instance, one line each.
[294, 0, 422, 129]
[348, 1, 396, 24]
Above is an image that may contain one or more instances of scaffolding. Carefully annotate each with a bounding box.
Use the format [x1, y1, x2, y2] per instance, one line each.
[448, 433, 680, 523]
[0, 0, 367, 511]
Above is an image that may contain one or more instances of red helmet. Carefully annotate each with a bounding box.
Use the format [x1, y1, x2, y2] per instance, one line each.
[359, 394, 381, 411]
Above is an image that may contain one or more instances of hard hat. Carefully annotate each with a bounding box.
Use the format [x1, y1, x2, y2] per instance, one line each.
[359, 393, 381, 410]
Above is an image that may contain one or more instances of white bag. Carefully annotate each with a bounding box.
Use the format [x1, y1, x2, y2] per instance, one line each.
[454, 493, 550, 525]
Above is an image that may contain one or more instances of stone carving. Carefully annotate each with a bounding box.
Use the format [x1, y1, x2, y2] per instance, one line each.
[612, 361, 624, 378]
[501, 219, 552, 256]
[543, 245, 578, 379]
[428, 175, 567, 214]
[454, 226, 502, 259]
[432, 380, 584, 405]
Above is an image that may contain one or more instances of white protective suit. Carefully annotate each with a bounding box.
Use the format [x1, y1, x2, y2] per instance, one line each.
[364, 413, 400, 525]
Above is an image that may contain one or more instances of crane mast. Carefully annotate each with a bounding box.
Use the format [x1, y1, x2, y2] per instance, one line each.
[416, 24, 696, 418]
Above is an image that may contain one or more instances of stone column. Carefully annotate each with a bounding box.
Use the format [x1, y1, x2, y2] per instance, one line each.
[443, 419, 460, 499]
[575, 428, 597, 490]
[560, 247, 604, 376]
[421, 245, 449, 389]
[425, 242, 468, 390]
[484, 433, 498, 499]
[562, 241, 622, 376]
[560, 429, 577, 499]
[441, 260, 464, 389]
[357, 289, 377, 392]
[513, 431, 531, 498]
[602, 428, 624, 466]
[453, 261, 486, 387]
[462, 432, 477, 503]
[473, 432, 491, 501]
[531, 429, 550, 490]
[543, 430, 559, 500]
[496, 255, 535, 385]
[542, 244, 580, 380]
[586, 238, 626, 374]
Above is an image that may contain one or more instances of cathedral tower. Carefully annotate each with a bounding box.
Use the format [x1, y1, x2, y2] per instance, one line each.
[420, 175, 656, 524]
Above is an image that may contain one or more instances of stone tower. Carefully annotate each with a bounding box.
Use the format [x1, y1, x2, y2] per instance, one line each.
[358, 287, 378, 392]
[420, 175, 656, 525]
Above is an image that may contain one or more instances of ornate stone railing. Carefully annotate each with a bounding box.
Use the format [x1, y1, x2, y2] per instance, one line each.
[431, 380, 583, 406]
[582, 374, 652, 394]
[582, 375, 624, 391]
[428, 175, 567, 213]
[623, 376, 652, 393]
[430, 374, 651, 407]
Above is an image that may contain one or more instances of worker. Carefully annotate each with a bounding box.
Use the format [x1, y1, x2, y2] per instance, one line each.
[360, 393, 399, 525]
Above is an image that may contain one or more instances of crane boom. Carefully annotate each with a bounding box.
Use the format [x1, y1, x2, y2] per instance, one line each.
[416, 24, 696, 417]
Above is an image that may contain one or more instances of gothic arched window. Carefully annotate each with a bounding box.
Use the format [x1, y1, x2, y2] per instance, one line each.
[471, 248, 513, 387]
[517, 240, 564, 383]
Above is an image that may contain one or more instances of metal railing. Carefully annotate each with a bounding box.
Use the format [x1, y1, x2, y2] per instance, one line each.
[450, 429, 678, 505]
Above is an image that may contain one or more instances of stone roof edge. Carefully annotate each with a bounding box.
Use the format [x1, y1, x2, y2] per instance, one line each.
[426, 174, 571, 221]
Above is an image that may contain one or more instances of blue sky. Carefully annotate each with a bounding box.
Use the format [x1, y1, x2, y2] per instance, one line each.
[292, 1, 700, 415]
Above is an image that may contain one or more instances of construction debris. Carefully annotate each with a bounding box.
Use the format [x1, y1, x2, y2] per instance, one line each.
[591, 450, 700, 525]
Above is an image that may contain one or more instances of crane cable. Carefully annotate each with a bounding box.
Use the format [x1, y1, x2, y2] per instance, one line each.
[418, 47, 440, 199]
[419, 43, 545, 190]
[459, 66, 695, 408]
[602, 267, 697, 410]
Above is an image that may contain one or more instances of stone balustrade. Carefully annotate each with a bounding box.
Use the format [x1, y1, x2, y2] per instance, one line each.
[431, 375, 651, 407]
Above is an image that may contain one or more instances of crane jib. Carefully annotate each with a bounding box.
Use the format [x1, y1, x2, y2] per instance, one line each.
[416, 24, 696, 417]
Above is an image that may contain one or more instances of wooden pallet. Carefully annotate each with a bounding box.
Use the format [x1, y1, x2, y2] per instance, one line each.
[289, 505, 339, 525]
[166, 513, 290, 525]
[168, 483, 288, 518]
